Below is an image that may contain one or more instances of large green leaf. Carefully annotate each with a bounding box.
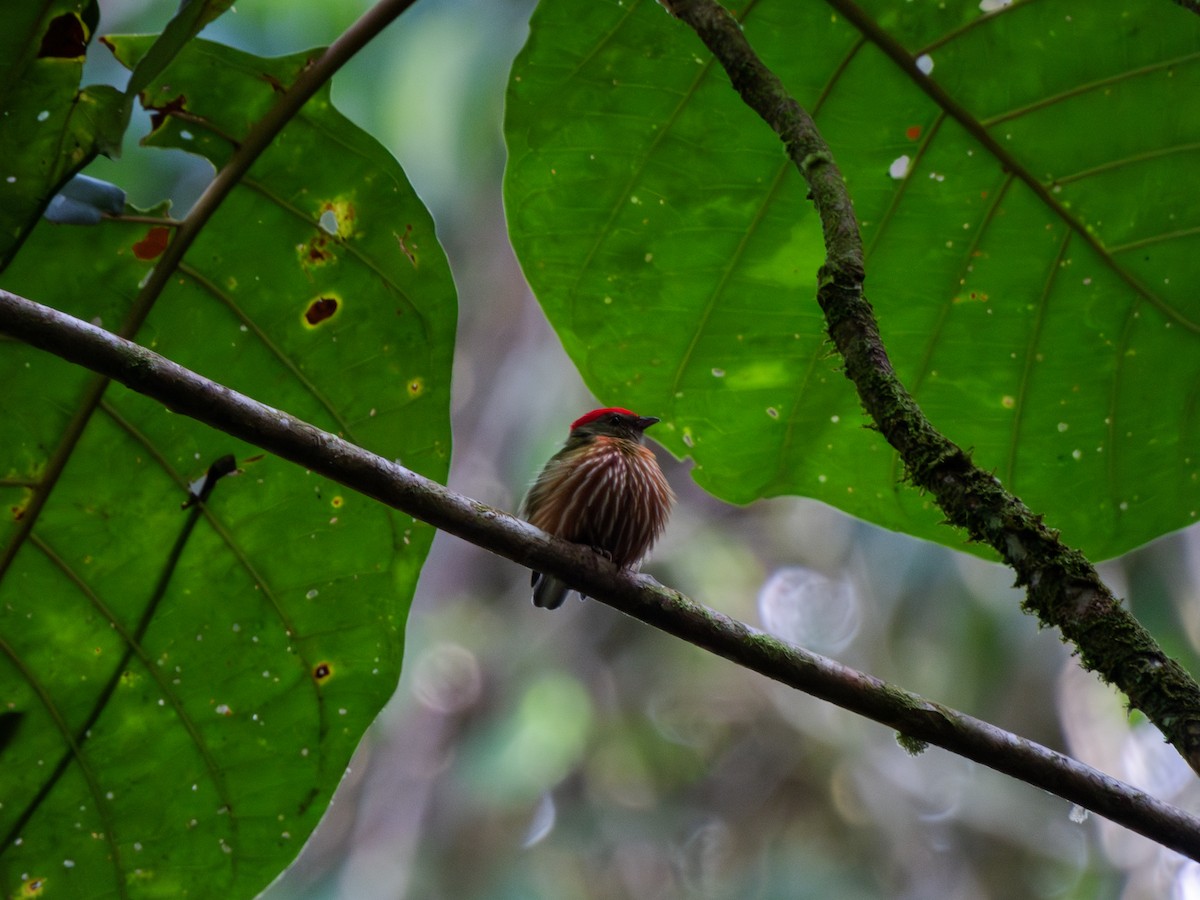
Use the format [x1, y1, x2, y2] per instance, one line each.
[0, 2, 128, 268]
[0, 36, 455, 899]
[504, 0, 1200, 560]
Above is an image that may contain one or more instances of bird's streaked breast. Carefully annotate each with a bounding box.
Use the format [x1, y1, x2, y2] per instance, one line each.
[524, 437, 673, 567]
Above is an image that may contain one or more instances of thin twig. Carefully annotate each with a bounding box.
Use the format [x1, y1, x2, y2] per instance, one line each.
[2, 287, 1200, 858]
[663, 0, 1200, 776]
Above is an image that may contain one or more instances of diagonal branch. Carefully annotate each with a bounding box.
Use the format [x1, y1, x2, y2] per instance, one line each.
[662, 0, 1200, 775]
[2, 287, 1200, 857]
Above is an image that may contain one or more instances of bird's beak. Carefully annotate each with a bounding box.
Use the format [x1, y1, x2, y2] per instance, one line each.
[635, 416, 660, 431]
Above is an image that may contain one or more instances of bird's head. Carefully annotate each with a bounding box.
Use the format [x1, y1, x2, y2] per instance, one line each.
[569, 407, 661, 444]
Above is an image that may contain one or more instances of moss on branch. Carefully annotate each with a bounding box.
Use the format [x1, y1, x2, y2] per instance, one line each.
[665, 0, 1200, 775]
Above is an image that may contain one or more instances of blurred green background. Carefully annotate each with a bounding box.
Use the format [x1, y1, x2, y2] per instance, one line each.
[74, 0, 1200, 897]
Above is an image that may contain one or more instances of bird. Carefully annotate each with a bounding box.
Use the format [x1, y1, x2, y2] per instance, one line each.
[521, 407, 675, 609]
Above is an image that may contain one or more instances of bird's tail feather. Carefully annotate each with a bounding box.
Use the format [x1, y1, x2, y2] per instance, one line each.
[531, 572, 572, 610]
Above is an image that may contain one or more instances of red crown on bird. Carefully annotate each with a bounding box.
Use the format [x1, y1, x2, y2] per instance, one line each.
[570, 407, 637, 430]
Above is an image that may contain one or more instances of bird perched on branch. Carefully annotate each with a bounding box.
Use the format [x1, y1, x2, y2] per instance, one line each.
[521, 408, 675, 609]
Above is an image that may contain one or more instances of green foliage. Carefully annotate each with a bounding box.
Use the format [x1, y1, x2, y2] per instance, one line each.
[0, 23, 454, 900]
[505, 0, 1200, 561]
[3, 0, 1199, 895]
[0, 2, 125, 266]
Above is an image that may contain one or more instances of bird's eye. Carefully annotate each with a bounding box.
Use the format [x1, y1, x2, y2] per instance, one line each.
[609, 414, 622, 423]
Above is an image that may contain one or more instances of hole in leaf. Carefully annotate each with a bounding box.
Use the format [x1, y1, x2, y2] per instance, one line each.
[313, 662, 333, 683]
[316, 200, 355, 239]
[38, 14, 86, 59]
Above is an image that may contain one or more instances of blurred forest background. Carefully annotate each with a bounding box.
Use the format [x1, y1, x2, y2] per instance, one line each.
[76, 0, 1200, 897]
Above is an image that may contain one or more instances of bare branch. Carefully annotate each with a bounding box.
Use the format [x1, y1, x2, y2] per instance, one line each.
[2, 287, 1199, 858]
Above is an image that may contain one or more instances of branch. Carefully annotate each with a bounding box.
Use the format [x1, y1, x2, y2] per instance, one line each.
[2, 288, 1200, 858]
[664, 0, 1200, 776]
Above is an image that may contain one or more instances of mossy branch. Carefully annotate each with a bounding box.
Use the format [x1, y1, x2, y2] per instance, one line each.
[663, 0, 1200, 775]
